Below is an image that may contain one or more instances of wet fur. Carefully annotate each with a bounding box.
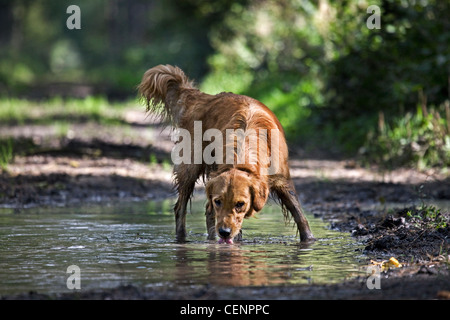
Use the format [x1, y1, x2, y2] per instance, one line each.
[139, 64, 314, 242]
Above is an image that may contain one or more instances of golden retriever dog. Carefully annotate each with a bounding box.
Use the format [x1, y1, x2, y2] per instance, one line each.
[139, 65, 314, 243]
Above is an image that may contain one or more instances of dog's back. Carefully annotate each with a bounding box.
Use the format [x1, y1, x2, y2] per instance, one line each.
[139, 64, 288, 177]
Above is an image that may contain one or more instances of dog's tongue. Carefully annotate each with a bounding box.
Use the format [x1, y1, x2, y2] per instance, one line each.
[218, 238, 233, 244]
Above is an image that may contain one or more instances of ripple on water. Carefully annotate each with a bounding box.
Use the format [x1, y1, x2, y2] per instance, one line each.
[0, 199, 366, 295]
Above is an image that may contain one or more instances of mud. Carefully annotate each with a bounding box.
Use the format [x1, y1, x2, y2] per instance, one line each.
[1, 116, 449, 300]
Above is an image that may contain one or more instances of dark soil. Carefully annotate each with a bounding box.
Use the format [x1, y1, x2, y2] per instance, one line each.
[1, 116, 449, 300]
[300, 180, 450, 261]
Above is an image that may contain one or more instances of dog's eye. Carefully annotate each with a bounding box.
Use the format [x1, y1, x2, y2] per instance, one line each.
[214, 199, 221, 207]
[235, 201, 245, 209]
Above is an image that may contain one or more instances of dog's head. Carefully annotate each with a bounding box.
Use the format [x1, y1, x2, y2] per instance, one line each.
[206, 168, 269, 243]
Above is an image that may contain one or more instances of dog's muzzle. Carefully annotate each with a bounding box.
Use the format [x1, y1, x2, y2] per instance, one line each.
[218, 227, 233, 244]
[218, 227, 231, 238]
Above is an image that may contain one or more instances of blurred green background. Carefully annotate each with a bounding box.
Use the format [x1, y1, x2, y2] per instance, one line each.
[0, 0, 449, 168]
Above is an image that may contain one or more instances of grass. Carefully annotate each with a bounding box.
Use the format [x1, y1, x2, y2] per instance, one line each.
[0, 96, 147, 168]
[406, 204, 448, 230]
[0, 96, 133, 126]
[0, 138, 13, 172]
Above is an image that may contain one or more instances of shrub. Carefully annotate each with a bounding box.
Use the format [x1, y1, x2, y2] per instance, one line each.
[361, 102, 450, 169]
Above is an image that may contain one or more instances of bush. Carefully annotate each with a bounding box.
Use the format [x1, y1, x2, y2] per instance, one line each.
[361, 102, 450, 169]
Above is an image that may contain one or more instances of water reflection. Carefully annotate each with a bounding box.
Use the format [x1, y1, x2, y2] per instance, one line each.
[0, 199, 365, 295]
[173, 241, 313, 286]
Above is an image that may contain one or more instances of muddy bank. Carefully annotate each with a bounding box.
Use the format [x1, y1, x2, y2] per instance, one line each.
[4, 271, 450, 300]
[0, 155, 174, 209]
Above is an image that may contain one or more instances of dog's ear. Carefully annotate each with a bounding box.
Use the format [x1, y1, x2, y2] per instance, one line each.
[205, 175, 220, 206]
[250, 178, 269, 212]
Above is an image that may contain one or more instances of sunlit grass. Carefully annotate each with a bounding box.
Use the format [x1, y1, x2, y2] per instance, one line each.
[0, 138, 13, 172]
[0, 96, 136, 125]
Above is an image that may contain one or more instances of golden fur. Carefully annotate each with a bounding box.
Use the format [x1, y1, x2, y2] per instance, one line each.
[139, 64, 314, 243]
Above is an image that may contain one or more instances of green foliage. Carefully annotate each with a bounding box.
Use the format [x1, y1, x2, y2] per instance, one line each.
[0, 139, 14, 172]
[327, 0, 449, 116]
[406, 205, 448, 230]
[201, 0, 326, 141]
[361, 103, 450, 169]
[0, 0, 241, 96]
[202, 0, 450, 161]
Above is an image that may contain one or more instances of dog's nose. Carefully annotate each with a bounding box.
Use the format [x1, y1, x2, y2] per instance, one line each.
[218, 227, 231, 238]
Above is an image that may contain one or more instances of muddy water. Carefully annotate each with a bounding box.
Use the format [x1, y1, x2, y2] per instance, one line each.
[0, 199, 366, 295]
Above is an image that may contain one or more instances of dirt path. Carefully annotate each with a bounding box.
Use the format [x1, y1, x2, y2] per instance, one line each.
[1, 109, 449, 299]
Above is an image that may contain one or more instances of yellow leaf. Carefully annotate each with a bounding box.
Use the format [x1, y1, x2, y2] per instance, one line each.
[389, 257, 402, 268]
[69, 160, 80, 168]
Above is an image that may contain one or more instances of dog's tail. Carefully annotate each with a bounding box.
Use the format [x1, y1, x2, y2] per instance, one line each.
[138, 64, 196, 125]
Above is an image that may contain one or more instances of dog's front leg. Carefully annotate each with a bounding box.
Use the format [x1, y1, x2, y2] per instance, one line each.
[174, 193, 189, 242]
[173, 164, 203, 242]
[275, 181, 315, 242]
[205, 202, 216, 240]
[233, 229, 242, 242]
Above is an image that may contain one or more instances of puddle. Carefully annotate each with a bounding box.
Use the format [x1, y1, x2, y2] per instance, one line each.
[0, 199, 366, 295]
